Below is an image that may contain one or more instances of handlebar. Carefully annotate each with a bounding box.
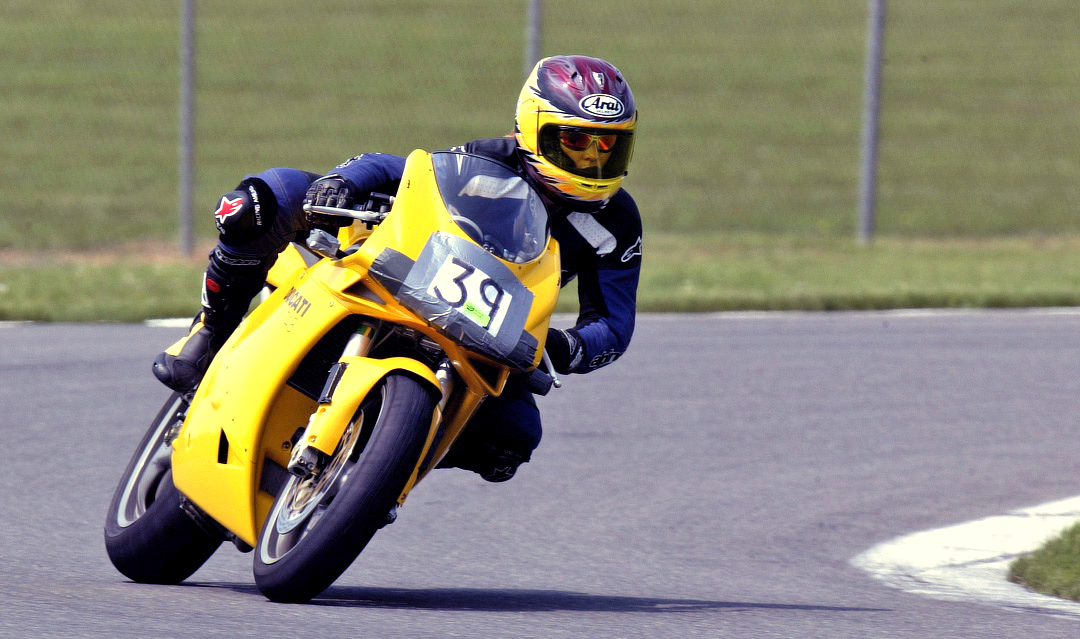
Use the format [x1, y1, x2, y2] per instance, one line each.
[302, 192, 396, 225]
[302, 204, 386, 225]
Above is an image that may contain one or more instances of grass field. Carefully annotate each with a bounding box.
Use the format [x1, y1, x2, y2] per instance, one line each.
[1, 0, 1079, 320]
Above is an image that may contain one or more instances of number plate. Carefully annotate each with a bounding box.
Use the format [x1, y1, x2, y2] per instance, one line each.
[397, 233, 533, 362]
[427, 255, 513, 335]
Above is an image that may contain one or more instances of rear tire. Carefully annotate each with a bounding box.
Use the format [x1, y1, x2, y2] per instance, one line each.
[104, 393, 224, 584]
[254, 374, 435, 603]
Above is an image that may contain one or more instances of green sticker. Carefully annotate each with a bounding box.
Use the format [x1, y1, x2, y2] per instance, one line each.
[462, 300, 491, 327]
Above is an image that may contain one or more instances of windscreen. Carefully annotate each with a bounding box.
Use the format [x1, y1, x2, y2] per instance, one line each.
[431, 152, 550, 264]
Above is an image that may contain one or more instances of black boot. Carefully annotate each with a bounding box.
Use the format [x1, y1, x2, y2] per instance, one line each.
[152, 312, 228, 393]
[437, 439, 532, 483]
[152, 259, 265, 393]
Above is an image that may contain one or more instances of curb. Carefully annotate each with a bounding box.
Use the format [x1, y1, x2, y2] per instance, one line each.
[852, 496, 1080, 619]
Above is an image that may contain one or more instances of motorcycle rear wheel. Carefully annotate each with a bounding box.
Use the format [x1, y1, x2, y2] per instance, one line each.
[253, 373, 435, 603]
[104, 393, 224, 584]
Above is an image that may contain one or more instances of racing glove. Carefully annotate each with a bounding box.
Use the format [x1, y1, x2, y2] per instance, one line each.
[303, 175, 359, 228]
[546, 327, 584, 374]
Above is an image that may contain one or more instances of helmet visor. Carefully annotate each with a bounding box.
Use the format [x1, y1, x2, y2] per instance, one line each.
[538, 125, 634, 180]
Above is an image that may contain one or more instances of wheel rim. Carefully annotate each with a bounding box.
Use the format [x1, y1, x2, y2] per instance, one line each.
[114, 394, 185, 527]
[258, 387, 382, 565]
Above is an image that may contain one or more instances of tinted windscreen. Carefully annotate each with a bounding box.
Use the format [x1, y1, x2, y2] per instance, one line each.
[432, 152, 550, 264]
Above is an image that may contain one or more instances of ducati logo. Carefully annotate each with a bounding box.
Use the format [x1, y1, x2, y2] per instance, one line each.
[579, 94, 624, 118]
[213, 195, 243, 222]
[284, 288, 312, 317]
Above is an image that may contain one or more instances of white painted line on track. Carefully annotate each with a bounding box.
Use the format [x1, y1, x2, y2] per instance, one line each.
[145, 318, 194, 328]
[852, 496, 1080, 619]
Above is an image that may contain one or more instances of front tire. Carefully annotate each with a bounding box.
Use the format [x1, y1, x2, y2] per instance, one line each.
[104, 393, 224, 584]
[254, 374, 435, 603]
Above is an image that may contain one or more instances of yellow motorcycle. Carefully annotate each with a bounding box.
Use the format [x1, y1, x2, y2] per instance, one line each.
[105, 150, 561, 603]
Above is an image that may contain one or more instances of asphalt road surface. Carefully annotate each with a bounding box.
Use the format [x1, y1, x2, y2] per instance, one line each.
[4, 311, 1080, 638]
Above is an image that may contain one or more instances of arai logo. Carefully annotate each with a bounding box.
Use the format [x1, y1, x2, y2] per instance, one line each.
[579, 94, 625, 118]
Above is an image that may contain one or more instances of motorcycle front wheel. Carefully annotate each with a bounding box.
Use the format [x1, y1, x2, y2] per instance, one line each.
[253, 373, 435, 603]
[104, 393, 224, 584]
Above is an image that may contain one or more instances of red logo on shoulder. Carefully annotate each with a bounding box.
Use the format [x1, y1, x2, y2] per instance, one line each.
[213, 195, 243, 222]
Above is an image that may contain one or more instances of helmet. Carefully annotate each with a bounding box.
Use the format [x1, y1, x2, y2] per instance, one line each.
[515, 55, 637, 211]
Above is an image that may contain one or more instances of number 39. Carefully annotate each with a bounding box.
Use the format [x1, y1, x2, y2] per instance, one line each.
[428, 256, 509, 333]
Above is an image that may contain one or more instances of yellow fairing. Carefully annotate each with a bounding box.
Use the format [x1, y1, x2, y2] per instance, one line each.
[170, 149, 561, 547]
[170, 276, 336, 545]
[170, 274, 439, 546]
[266, 242, 315, 290]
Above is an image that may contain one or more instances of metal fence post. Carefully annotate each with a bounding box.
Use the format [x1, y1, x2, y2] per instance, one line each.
[525, 0, 542, 76]
[179, 0, 196, 255]
[858, 0, 886, 244]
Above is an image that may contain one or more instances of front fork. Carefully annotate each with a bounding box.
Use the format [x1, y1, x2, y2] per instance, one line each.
[286, 321, 378, 478]
[285, 320, 453, 480]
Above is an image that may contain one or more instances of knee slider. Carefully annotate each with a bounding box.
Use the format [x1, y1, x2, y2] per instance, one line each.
[212, 178, 278, 245]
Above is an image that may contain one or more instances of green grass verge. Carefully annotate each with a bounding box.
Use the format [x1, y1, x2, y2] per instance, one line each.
[641, 234, 1080, 312]
[6, 233, 1080, 322]
[1010, 523, 1080, 602]
[0, 259, 205, 322]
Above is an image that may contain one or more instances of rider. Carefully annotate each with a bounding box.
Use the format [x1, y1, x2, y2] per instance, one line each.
[153, 55, 642, 482]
